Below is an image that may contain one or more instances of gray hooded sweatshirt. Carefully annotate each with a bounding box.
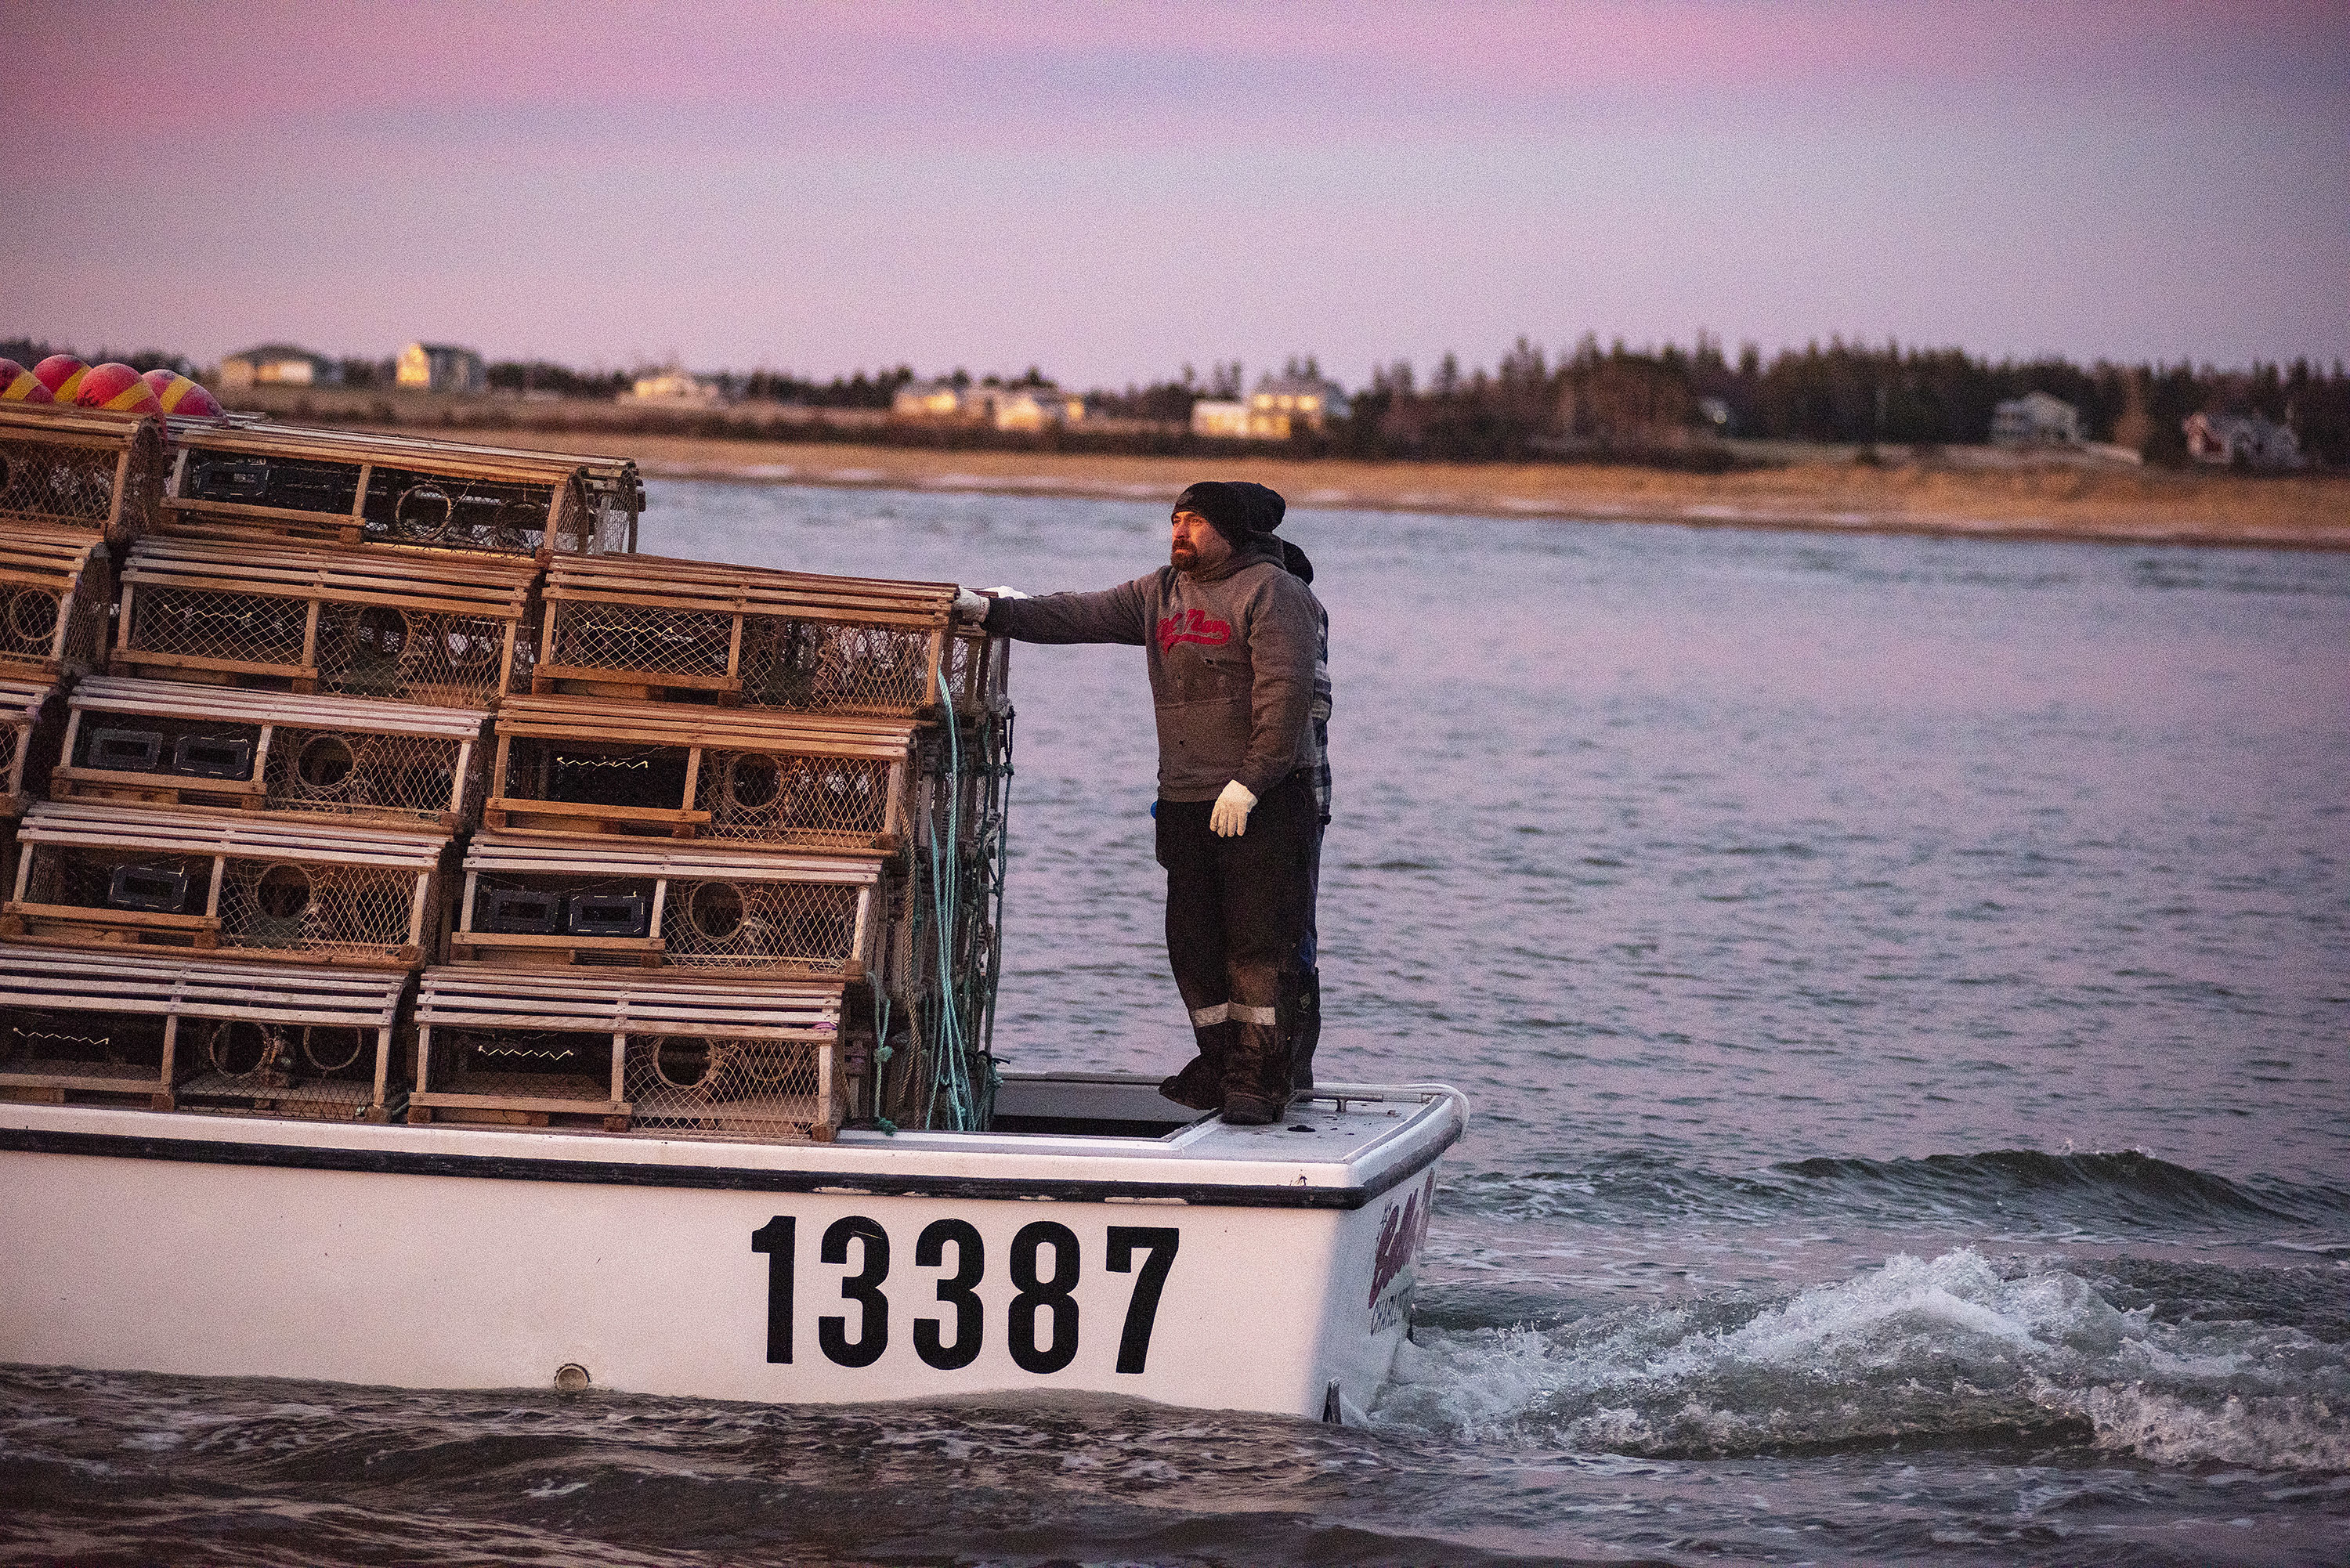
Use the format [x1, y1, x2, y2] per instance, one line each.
[985, 539, 1323, 803]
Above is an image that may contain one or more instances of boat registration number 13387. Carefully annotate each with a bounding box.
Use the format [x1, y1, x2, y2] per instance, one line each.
[750, 1216, 1180, 1375]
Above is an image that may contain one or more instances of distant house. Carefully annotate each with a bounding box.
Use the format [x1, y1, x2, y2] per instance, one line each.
[217, 344, 341, 389]
[1190, 399, 1254, 439]
[986, 385, 1086, 432]
[1188, 373, 1350, 441]
[1697, 396, 1733, 434]
[396, 341, 486, 394]
[892, 380, 966, 419]
[1988, 391, 2081, 447]
[2184, 411, 2302, 470]
[625, 367, 721, 405]
[1249, 372, 1349, 436]
[894, 380, 1084, 430]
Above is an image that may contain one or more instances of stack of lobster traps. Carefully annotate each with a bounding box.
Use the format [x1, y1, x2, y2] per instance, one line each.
[0, 401, 1012, 1142]
[425, 551, 1013, 1137]
[0, 410, 641, 1125]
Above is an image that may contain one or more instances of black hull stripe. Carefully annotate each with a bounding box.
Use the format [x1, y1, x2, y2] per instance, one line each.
[0, 1127, 1455, 1211]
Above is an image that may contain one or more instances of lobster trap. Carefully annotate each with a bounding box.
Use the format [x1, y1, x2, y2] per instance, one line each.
[163, 422, 642, 559]
[0, 943, 407, 1115]
[50, 677, 486, 829]
[483, 695, 923, 850]
[0, 526, 112, 681]
[447, 832, 883, 977]
[530, 555, 989, 714]
[113, 537, 534, 706]
[0, 403, 167, 545]
[2, 801, 444, 967]
[0, 677, 56, 818]
[407, 967, 844, 1137]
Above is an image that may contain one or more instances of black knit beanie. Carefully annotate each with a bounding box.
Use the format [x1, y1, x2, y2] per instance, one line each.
[1174, 479, 1286, 544]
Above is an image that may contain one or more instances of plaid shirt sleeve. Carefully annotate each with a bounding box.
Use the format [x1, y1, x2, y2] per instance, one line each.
[1306, 602, 1332, 823]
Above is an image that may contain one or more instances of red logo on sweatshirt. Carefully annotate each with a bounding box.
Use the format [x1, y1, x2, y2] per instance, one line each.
[1158, 609, 1232, 652]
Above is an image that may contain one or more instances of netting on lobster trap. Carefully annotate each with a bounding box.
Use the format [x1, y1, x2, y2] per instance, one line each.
[623, 1032, 830, 1137]
[126, 587, 308, 670]
[313, 602, 511, 706]
[662, 876, 864, 974]
[264, 728, 467, 821]
[0, 410, 164, 541]
[0, 545, 109, 675]
[170, 426, 640, 558]
[695, 748, 895, 848]
[737, 618, 939, 714]
[216, 858, 423, 962]
[23, 844, 213, 919]
[548, 602, 733, 682]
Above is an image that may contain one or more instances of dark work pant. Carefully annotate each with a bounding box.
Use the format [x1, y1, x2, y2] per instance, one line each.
[1155, 772, 1318, 1039]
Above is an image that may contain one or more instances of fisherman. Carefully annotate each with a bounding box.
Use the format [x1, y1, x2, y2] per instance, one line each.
[955, 480, 1326, 1125]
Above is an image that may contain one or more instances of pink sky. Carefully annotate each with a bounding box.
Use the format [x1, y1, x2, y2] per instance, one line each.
[7, 1, 2345, 386]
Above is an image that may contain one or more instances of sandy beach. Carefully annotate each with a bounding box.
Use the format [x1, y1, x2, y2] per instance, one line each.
[550, 432, 2350, 551]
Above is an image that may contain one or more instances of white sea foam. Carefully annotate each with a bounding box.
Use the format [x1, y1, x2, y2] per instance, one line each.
[1375, 1248, 2350, 1470]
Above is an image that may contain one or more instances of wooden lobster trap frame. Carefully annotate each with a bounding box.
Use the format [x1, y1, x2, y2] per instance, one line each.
[2, 801, 445, 968]
[447, 831, 882, 978]
[0, 403, 166, 545]
[51, 677, 486, 829]
[0, 526, 112, 682]
[407, 967, 844, 1137]
[1, 677, 57, 818]
[162, 422, 642, 560]
[0, 944, 407, 1116]
[113, 537, 535, 707]
[529, 555, 978, 714]
[483, 695, 922, 851]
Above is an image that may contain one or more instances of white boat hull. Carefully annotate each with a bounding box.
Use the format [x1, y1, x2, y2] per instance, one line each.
[1, 1077, 1462, 1421]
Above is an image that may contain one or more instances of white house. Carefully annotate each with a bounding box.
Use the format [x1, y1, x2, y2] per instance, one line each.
[625, 367, 721, 405]
[2184, 411, 2302, 470]
[396, 342, 486, 394]
[217, 345, 342, 389]
[893, 381, 1083, 430]
[1249, 372, 1349, 436]
[891, 380, 966, 419]
[1988, 391, 2081, 447]
[1190, 399, 1254, 439]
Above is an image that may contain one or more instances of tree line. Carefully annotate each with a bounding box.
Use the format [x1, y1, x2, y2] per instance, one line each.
[9, 333, 2343, 467]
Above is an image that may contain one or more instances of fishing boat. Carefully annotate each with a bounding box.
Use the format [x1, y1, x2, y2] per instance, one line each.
[0, 401, 1466, 1420]
[0, 1073, 1462, 1421]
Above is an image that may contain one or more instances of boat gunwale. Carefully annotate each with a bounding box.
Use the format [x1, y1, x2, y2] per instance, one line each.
[0, 1081, 1467, 1211]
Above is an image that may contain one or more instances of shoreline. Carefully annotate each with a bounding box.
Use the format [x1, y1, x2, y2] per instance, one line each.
[361, 425, 2350, 551]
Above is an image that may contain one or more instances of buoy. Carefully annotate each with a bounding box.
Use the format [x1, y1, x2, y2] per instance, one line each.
[72, 363, 164, 415]
[141, 368, 224, 417]
[0, 359, 55, 403]
[32, 356, 88, 401]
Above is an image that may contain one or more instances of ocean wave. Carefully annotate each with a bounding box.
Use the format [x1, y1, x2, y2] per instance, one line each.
[1441, 1147, 2350, 1236]
[1376, 1248, 2350, 1472]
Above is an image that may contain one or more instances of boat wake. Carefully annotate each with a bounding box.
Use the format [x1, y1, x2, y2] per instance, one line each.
[1442, 1147, 2350, 1239]
[1376, 1246, 2350, 1472]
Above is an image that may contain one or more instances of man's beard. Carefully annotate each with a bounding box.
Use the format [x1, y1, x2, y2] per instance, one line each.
[1171, 542, 1197, 572]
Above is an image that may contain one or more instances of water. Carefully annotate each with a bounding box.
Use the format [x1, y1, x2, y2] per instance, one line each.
[5, 486, 2346, 1565]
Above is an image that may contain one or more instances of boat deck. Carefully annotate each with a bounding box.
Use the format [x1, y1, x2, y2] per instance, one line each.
[0, 1072, 1466, 1212]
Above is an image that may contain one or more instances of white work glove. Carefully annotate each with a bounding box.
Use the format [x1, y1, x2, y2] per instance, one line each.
[953, 586, 1029, 625]
[1209, 779, 1257, 837]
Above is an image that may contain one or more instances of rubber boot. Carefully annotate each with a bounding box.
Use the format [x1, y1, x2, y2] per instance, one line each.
[1287, 966, 1320, 1093]
[1220, 1018, 1292, 1126]
[1159, 1021, 1231, 1111]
